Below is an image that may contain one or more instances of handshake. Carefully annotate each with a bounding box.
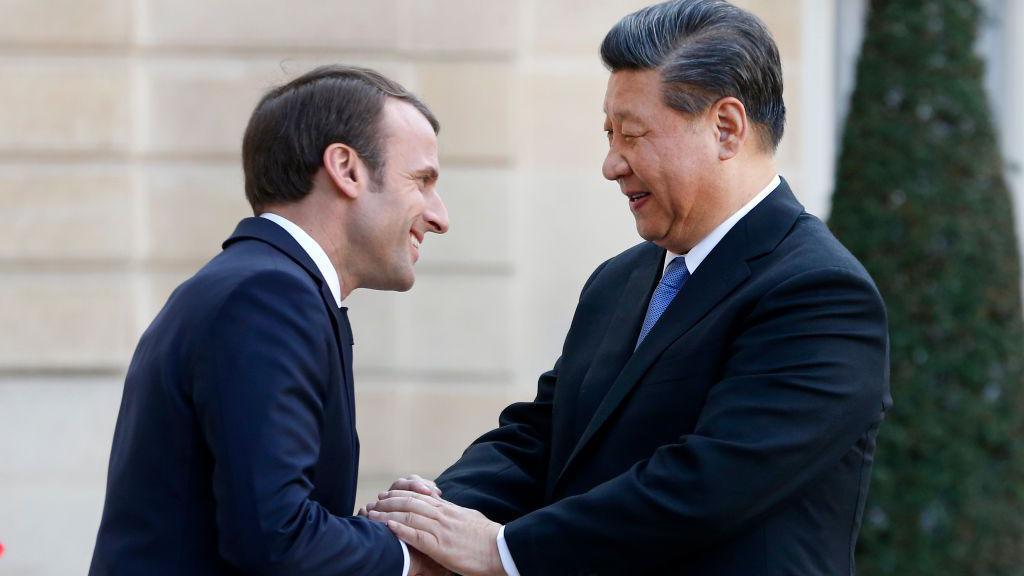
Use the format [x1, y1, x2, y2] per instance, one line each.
[360, 475, 507, 576]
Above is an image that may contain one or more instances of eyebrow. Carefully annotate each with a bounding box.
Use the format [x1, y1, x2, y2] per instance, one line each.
[604, 109, 642, 122]
[412, 167, 439, 182]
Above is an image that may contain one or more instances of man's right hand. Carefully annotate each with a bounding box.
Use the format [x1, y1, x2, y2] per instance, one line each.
[358, 475, 448, 575]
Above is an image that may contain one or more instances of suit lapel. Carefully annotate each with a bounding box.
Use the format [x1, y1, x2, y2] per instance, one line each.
[570, 244, 663, 439]
[554, 180, 805, 490]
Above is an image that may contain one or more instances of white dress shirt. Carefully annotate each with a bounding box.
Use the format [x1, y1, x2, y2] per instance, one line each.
[259, 213, 411, 576]
[495, 174, 781, 576]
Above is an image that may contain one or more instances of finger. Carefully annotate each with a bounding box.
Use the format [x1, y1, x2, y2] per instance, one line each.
[378, 490, 443, 508]
[413, 481, 436, 496]
[389, 478, 412, 489]
[392, 477, 439, 497]
[369, 509, 438, 533]
[372, 494, 444, 520]
[387, 520, 441, 558]
[409, 474, 443, 496]
[357, 507, 367, 517]
[413, 481, 437, 496]
[392, 480, 430, 495]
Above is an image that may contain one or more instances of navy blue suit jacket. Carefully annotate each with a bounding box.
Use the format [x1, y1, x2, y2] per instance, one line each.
[90, 218, 403, 575]
[437, 181, 891, 575]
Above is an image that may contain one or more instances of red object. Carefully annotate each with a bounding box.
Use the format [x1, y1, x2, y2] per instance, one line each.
[0, 540, 5, 558]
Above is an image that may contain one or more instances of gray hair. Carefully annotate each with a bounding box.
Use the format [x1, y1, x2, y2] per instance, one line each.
[600, 0, 785, 151]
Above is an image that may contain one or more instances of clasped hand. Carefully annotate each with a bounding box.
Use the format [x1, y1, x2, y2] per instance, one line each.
[363, 476, 505, 576]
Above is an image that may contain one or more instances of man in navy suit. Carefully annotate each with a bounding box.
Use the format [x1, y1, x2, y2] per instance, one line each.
[90, 66, 449, 575]
[367, 2, 891, 575]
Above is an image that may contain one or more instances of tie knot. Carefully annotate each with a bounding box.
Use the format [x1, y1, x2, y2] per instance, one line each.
[661, 256, 689, 289]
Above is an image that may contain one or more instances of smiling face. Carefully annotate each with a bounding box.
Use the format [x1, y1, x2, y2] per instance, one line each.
[347, 98, 448, 292]
[602, 69, 725, 254]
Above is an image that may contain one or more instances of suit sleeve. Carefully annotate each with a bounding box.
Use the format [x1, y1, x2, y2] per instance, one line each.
[436, 260, 611, 523]
[503, 266, 891, 575]
[191, 270, 404, 576]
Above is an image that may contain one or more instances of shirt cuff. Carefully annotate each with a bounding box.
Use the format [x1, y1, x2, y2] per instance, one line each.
[496, 525, 521, 576]
[399, 540, 410, 576]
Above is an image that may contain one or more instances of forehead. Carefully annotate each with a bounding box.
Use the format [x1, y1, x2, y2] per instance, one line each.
[603, 69, 664, 121]
[380, 98, 439, 162]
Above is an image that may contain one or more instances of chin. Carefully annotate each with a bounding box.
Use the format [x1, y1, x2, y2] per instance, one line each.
[635, 222, 661, 243]
[390, 265, 416, 292]
[394, 276, 415, 292]
[364, 265, 416, 293]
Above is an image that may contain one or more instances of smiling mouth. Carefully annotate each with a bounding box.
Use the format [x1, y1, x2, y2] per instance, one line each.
[627, 192, 651, 203]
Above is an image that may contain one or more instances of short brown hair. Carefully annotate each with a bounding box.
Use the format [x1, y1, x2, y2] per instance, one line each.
[242, 65, 439, 213]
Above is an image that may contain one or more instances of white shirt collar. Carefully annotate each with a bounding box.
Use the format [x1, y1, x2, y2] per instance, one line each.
[664, 174, 781, 273]
[259, 212, 343, 307]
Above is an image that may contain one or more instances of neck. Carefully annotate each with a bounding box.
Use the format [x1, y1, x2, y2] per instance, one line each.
[729, 159, 778, 211]
[262, 195, 355, 299]
[671, 158, 778, 254]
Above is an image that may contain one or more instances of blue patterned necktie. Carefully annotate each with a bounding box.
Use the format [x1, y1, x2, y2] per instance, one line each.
[636, 256, 690, 347]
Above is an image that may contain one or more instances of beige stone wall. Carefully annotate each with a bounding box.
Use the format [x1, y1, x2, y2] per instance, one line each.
[3, 1, 997, 574]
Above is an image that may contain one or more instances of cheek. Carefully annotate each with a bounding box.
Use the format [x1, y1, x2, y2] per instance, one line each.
[389, 192, 422, 234]
[408, 191, 428, 217]
[631, 141, 668, 187]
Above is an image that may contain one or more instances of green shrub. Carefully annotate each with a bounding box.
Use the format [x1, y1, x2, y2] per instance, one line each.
[828, 1, 1024, 574]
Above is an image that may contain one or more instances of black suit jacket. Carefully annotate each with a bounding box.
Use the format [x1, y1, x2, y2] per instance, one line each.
[90, 217, 403, 575]
[437, 181, 891, 575]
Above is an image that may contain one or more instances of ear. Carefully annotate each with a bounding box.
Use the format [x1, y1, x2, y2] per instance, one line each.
[323, 143, 368, 200]
[711, 97, 748, 161]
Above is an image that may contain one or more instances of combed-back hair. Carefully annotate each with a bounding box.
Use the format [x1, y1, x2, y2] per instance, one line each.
[242, 65, 439, 213]
[601, 0, 785, 151]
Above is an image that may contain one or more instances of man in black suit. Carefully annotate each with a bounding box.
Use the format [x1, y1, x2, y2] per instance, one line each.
[367, 1, 891, 574]
[90, 66, 449, 575]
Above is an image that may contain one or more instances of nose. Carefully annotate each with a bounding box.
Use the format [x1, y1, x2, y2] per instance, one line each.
[602, 147, 631, 181]
[424, 189, 449, 234]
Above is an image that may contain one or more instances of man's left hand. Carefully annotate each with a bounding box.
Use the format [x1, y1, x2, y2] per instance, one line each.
[367, 490, 504, 576]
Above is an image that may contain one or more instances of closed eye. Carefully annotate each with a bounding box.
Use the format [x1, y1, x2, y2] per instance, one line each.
[411, 167, 439, 187]
[605, 129, 643, 143]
